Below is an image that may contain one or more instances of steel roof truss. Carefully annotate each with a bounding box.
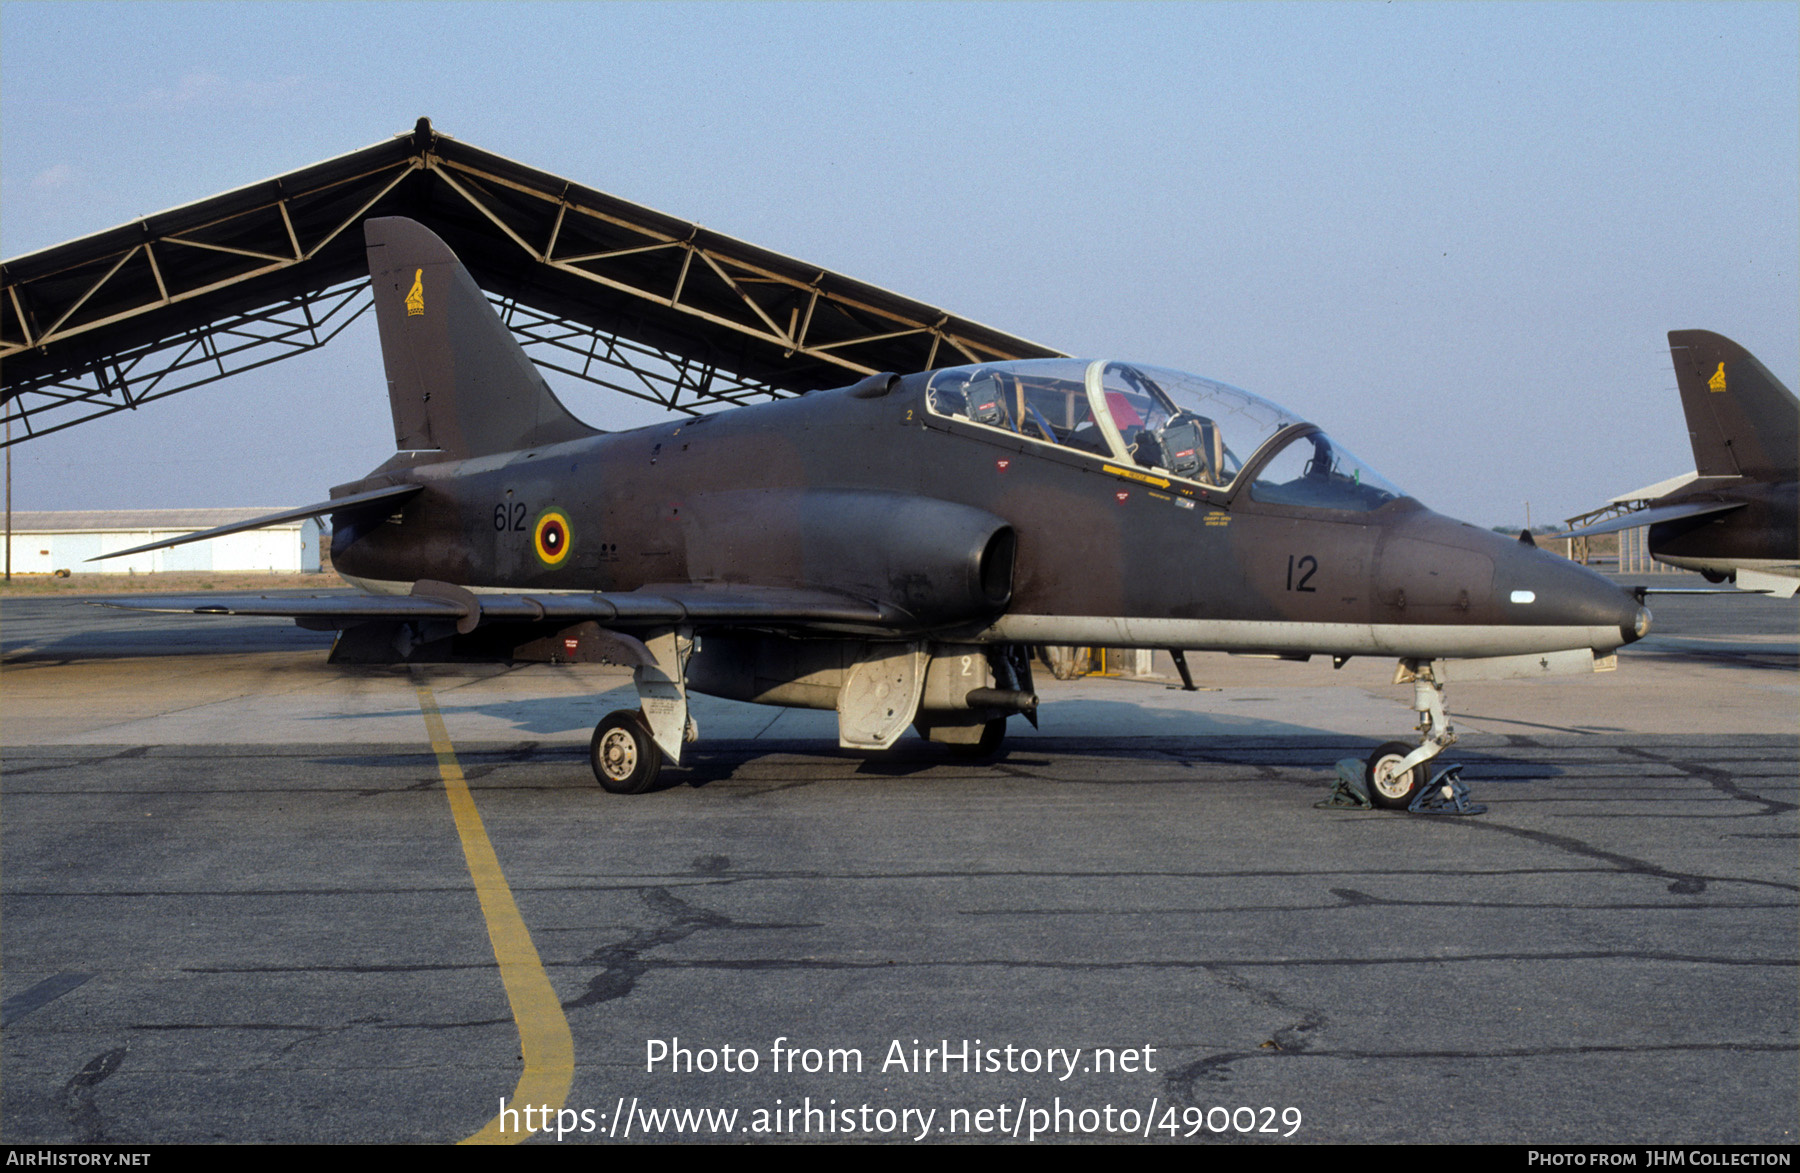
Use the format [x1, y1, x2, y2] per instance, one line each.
[426, 154, 991, 379]
[291, 161, 420, 261]
[492, 296, 787, 417]
[3, 282, 370, 443]
[41, 245, 145, 341]
[3, 122, 1063, 450]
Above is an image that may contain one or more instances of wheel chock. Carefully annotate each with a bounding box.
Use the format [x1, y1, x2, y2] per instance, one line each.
[1316, 758, 1373, 809]
[1406, 763, 1487, 815]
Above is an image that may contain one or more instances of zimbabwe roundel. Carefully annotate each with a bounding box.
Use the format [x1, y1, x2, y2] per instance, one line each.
[533, 510, 572, 566]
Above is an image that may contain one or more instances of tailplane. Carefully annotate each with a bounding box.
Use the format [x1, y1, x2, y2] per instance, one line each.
[1667, 330, 1798, 479]
[365, 217, 598, 457]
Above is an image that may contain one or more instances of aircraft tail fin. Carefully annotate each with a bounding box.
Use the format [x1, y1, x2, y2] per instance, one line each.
[1667, 330, 1798, 479]
[364, 217, 598, 457]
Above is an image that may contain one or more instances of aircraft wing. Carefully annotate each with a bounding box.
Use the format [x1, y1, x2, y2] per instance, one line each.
[99, 580, 901, 631]
[1625, 585, 1773, 599]
[1560, 499, 1745, 540]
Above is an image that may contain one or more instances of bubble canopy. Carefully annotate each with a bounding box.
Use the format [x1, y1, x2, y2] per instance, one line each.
[906, 359, 1408, 510]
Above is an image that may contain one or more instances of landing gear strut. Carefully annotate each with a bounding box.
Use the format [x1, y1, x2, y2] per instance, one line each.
[586, 626, 693, 795]
[1365, 659, 1457, 810]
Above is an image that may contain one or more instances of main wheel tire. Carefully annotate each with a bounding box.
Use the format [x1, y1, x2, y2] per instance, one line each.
[1365, 740, 1426, 810]
[590, 711, 662, 795]
[948, 717, 1008, 759]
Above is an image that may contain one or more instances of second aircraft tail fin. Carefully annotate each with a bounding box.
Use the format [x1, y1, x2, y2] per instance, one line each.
[364, 216, 598, 458]
[1667, 329, 1798, 479]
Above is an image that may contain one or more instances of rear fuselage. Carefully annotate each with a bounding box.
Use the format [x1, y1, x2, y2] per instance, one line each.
[1650, 480, 1799, 576]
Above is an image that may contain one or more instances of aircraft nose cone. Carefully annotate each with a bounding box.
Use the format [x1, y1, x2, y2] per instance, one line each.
[1495, 542, 1648, 650]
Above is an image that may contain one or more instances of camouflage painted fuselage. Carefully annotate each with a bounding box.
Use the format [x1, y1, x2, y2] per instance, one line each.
[332, 377, 1643, 661]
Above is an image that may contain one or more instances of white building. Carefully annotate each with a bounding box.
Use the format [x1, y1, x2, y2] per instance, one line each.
[4, 509, 321, 575]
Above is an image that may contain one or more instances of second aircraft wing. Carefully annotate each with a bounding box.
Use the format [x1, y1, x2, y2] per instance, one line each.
[99, 579, 902, 633]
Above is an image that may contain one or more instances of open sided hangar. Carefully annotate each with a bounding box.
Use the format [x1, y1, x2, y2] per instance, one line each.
[0, 117, 1060, 447]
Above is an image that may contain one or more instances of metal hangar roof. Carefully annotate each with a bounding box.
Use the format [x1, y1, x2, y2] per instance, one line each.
[1, 118, 1062, 445]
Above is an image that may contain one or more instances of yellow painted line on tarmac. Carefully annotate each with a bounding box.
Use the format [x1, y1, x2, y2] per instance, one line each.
[415, 680, 574, 1145]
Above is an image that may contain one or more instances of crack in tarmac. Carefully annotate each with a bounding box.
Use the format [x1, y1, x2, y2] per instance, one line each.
[563, 873, 812, 1010]
[61, 1047, 128, 1143]
[1619, 746, 1798, 818]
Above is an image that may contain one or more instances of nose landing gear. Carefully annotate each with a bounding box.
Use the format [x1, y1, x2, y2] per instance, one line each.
[1365, 659, 1457, 811]
[1365, 740, 1428, 809]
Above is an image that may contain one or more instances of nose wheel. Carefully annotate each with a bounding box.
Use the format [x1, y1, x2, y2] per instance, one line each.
[1365, 741, 1427, 809]
[590, 710, 662, 794]
[1369, 659, 1459, 808]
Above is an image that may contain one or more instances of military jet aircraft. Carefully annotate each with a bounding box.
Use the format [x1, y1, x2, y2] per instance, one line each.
[1564, 330, 1798, 597]
[100, 217, 1649, 806]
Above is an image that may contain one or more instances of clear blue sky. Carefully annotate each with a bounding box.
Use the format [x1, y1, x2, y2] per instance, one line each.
[4, 1, 1796, 526]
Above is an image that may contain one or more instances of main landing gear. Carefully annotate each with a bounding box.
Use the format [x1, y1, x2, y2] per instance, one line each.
[590, 711, 661, 795]
[1364, 659, 1456, 810]
[585, 627, 692, 795]
[945, 716, 1009, 759]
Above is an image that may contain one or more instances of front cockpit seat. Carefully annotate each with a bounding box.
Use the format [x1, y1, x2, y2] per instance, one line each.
[1160, 414, 1227, 484]
[1163, 415, 1203, 481]
[1128, 427, 1167, 470]
[966, 375, 1009, 427]
[928, 385, 968, 418]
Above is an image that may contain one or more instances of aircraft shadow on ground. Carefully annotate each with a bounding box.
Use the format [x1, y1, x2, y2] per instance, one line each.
[1625, 641, 1799, 673]
[664, 738, 1561, 792]
[1, 610, 334, 660]
[302, 689, 1563, 791]
[299, 690, 1373, 744]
